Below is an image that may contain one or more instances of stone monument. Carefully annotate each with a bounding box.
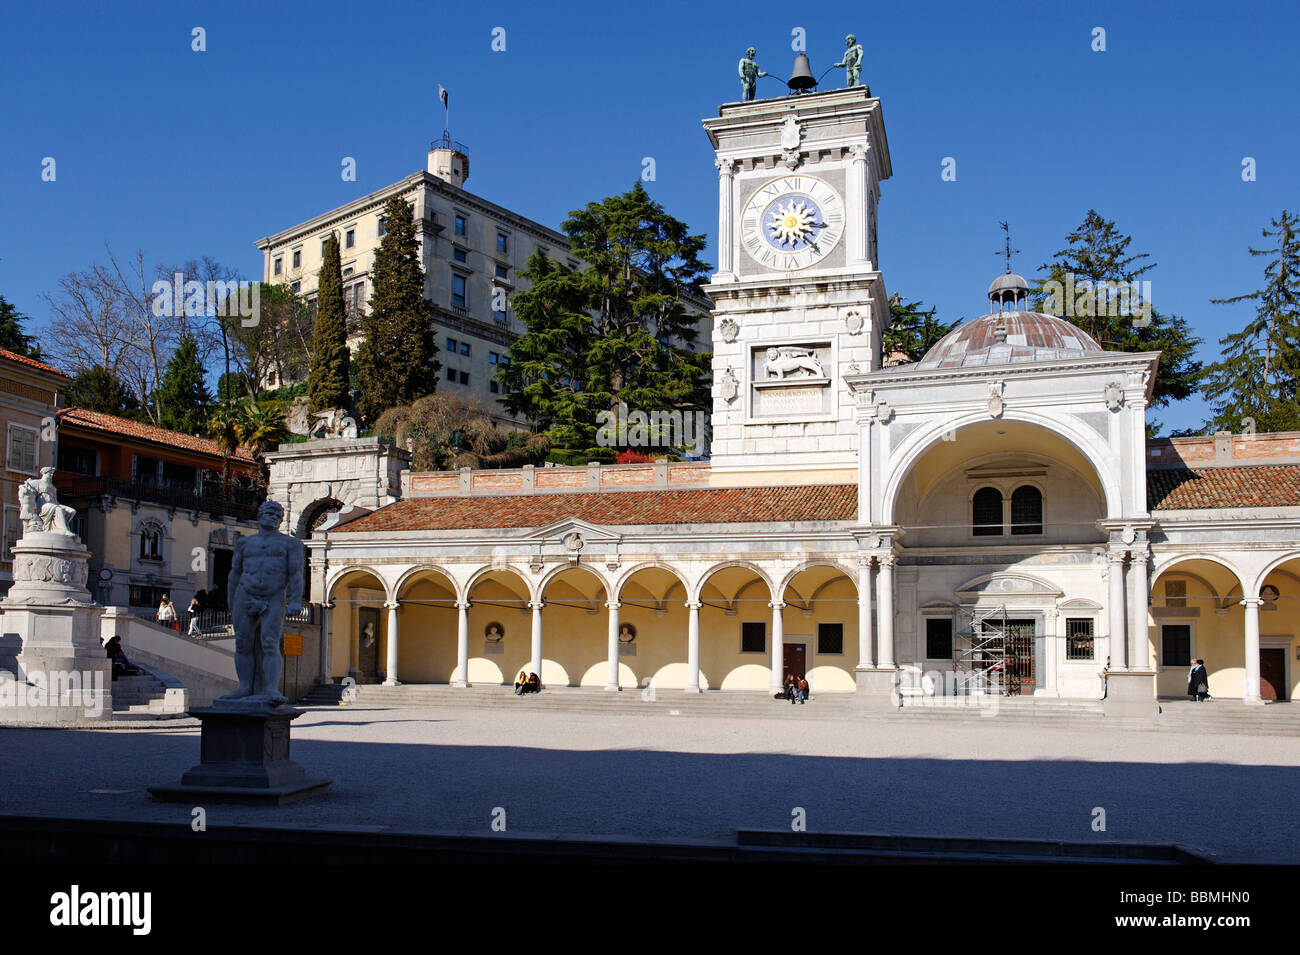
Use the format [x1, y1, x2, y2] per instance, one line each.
[0, 469, 109, 723]
[150, 500, 332, 804]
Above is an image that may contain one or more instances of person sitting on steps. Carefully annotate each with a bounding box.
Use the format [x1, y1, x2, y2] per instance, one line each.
[514, 670, 529, 695]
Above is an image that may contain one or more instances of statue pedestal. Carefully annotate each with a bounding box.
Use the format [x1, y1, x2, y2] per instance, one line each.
[149, 701, 332, 805]
[0, 532, 109, 723]
[1103, 669, 1159, 723]
[854, 666, 900, 712]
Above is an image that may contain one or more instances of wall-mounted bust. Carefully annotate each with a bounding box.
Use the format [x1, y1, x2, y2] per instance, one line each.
[484, 621, 505, 641]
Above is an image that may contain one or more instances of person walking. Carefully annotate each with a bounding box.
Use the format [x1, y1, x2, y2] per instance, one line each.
[1189, 659, 1210, 702]
[156, 595, 177, 631]
[186, 595, 202, 636]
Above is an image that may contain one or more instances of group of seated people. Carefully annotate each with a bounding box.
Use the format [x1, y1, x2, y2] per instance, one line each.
[779, 673, 810, 704]
[514, 671, 542, 695]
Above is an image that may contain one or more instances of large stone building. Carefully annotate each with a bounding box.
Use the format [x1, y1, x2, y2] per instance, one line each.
[0, 348, 67, 598]
[269, 84, 1300, 709]
[256, 135, 710, 426]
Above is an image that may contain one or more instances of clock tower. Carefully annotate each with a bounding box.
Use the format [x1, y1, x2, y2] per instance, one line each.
[703, 86, 891, 484]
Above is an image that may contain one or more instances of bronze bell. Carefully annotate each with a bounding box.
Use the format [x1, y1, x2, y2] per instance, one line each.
[787, 53, 816, 93]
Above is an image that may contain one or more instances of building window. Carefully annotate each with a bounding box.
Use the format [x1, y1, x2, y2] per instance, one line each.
[129, 585, 169, 608]
[1066, 618, 1095, 661]
[273, 257, 282, 276]
[453, 247, 468, 263]
[741, 621, 766, 653]
[1164, 580, 1187, 608]
[972, 487, 1003, 536]
[926, 618, 953, 659]
[2, 506, 19, 563]
[459, 371, 469, 386]
[291, 250, 301, 270]
[494, 305, 507, 324]
[1010, 485, 1043, 535]
[499, 355, 510, 366]
[489, 380, 499, 394]
[139, 525, 163, 561]
[290, 282, 300, 293]
[1161, 624, 1191, 668]
[459, 342, 470, 357]
[378, 217, 387, 237]
[489, 351, 499, 364]
[452, 274, 467, 307]
[454, 215, 466, 236]
[321, 238, 329, 257]
[345, 229, 355, 249]
[446, 367, 455, 382]
[495, 264, 509, 280]
[817, 622, 844, 655]
[7, 424, 38, 474]
[57, 443, 96, 476]
[496, 232, 508, 253]
[446, 337, 457, 352]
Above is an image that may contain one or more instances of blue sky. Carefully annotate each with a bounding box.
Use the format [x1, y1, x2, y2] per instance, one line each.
[2, 0, 1295, 433]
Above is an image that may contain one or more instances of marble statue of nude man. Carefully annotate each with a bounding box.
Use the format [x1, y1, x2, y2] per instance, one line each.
[217, 499, 304, 705]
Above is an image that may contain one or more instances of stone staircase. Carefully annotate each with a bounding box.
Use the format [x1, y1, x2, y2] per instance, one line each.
[110, 666, 188, 717]
[329, 683, 859, 719]
[1151, 699, 1300, 736]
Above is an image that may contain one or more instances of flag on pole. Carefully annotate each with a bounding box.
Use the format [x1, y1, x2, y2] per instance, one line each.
[438, 85, 449, 108]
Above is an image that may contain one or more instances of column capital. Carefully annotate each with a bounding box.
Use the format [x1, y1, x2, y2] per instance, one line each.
[1240, 597, 1264, 608]
[877, 552, 897, 568]
[857, 554, 874, 569]
[455, 600, 472, 610]
[529, 600, 545, 610]
[714, 156, 739, 176]
[848, 142, 871, 162]
[685, 600, 702, 611]
[605, 600, 621, 610]
[1107, 549, 1128, 564]
[768, 600, 786, 610]
[1128, 548, 1150, 564]
[383, 600, 400, 609]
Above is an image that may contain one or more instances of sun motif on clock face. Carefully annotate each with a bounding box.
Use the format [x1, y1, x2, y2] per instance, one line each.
[741, 175, 845, 271]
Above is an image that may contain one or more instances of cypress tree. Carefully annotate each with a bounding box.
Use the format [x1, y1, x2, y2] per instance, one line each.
[0, 295, 41, 359]
[67, 365, 142, 417]
[308, 233, 351, 413]
[1202, 210, 1300, 433]
[883, 293, 958, 362]
[354, 197, 439, 424]
[154, 334, 213, 434]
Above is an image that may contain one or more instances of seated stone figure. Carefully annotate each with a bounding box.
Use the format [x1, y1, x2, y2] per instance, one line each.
[19, 468, 77, 536]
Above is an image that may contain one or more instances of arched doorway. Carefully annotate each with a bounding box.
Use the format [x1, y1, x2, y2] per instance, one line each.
[696, 563, 775, 690]
[779, 563, 858, 693]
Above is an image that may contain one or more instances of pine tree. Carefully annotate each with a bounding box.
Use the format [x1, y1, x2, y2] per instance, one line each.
[1202, 210, 1300, 433]
[354, 197, 439, 424]
[154, 334, 213, 434]
[883, 293, 957, 362]
[500, 182, 711, 452]
[308, 233, 351, 413]
[0, 295, 42, 359]
[67, 365, 142, 417]
[1033, 210, 1203, 429]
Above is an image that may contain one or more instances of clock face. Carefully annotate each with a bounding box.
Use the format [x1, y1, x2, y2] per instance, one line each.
[741, 175, 845, 271]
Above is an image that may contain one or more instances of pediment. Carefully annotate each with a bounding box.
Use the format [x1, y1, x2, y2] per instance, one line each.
[954, 572, 1063, 599]
[526, 518, 622, 546]
[1059, 597, 1103, 611]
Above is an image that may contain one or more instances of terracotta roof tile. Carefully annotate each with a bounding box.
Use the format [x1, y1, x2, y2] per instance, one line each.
[1149, 465, 1300, 510]
[58, 408, 256, 463]
[0, 347, 68, 378]
[337, 484, 858, 532]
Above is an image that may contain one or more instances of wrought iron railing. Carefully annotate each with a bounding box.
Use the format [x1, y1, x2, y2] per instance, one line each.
[61, 475, 264, 521]
[130, 604, 314, 637]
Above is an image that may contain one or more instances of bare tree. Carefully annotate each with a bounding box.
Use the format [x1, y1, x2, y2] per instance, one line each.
[39, 269, 137, 378]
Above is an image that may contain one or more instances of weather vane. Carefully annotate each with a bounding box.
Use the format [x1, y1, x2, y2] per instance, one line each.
[997, 221, 1020, 274]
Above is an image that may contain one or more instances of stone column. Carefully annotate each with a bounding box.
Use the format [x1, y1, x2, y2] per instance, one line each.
[714, 158, 738, 279]
[1107, 550, 1127, 669]
[769, 600, 785, 691]
[319, 602, 332, 685]
[383, 600, 400, 686]
[605, 600, 620, 691]
[1242, 597, 1263, 704]
[857, 556, 874, 668]
[686, 601, 701, 693]
[876, 554, 896, 668]
[529, 600, 544, 676]
[453, 600, 470, 687]
[847, 144, 870, 265]
[1127, 549, 1150, 669]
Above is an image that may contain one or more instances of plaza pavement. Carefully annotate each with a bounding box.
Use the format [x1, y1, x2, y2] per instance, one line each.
[1, 702, 1297, 863]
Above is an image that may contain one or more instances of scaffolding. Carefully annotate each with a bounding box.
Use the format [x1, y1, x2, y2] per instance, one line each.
[952, 605, 1011, 697]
